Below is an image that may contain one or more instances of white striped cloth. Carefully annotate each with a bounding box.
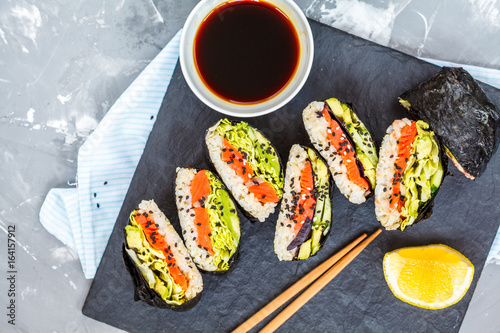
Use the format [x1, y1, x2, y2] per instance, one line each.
[39, 30, 500, 279]
[39, 30, 181, 279]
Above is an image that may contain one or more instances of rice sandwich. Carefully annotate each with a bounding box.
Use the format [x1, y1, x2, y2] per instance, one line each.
[375, 119, 445, 230]
[399, 67, 500, 179]
[175, 168, 240, 273]
[302, 98, 378, 204]
[123, 200, 203, 310]
[274, 144, 332, 261]
[205, 118, 284, 222]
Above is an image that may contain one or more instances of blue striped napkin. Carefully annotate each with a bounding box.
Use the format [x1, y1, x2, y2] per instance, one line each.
[39, 30, 181, 278]
[39, 30, 500, 279]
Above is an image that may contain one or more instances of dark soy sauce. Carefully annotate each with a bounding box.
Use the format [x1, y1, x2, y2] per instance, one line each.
[194, 1, 299, 104]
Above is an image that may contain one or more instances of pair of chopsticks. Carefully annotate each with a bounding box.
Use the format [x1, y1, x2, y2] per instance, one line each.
[232, 228, 382, 333]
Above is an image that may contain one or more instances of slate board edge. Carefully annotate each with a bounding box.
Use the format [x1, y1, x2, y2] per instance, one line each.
[81, 19, 500, 333]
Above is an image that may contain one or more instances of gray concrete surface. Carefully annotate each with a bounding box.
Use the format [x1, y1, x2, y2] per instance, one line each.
[0, 0, 499, 332]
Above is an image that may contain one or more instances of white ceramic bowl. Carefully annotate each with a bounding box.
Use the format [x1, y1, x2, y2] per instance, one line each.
[179, 0, 314, 117]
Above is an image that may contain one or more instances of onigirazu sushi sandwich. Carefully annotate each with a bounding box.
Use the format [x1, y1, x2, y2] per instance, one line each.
[123, 200, 203, 310]
[205, 118, 284, 222]
[375, 119, 446, 230]
[274, 144, 332, 261]
[175, 168, 240, 273]
[302, 98, 378, 204]
[399, 67, 499, 180]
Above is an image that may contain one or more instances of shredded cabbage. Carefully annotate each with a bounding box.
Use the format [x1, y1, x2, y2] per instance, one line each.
[400, 121, 443, 230]
[215, 119, 283, 198]
[125, 213, 186, 305]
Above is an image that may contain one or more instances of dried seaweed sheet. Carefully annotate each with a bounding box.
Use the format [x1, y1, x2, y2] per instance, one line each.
[400, 67, 500, 179]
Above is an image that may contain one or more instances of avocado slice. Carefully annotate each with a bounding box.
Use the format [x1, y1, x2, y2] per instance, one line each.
[205, 171, 241, 271]
[297, 239, 312, 260]
[325, 98, 378, 188]
[308, 148, 332, 257]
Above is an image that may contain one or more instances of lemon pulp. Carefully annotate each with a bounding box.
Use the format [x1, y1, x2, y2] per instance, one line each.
[383, 244, 474, 309]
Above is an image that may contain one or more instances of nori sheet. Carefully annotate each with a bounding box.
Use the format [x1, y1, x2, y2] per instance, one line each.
[82, 20, 500, 333]
[400, 67, 500, 178]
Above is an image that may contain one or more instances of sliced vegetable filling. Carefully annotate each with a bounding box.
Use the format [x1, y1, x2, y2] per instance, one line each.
[177, 169, 241, 272]
[321, 106, 370, 191]
[275, 145, 332, 261]
[384, 120, 444, 230]
[325, 98, 378, 189]
[132, 212, 188, 291]
[217, 119, 283, 204]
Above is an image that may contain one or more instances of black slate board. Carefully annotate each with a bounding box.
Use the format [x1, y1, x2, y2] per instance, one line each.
[82, 20, 500, 333]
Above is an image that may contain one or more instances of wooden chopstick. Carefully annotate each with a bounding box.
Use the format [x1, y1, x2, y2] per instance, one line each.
[259, 228, 382, 333]
[231, 232, 368, 333]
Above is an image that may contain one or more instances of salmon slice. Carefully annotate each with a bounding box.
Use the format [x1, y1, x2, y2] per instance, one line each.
[222, 138, 254, 181]
[192, 207, 215, 256]
[391, 121, 417, 212]
[293, 161, 316, 235]
[248, 181, 280, 203]
[223, 137, 279, 204]
[134, 212, 188, 290]
[321, 107, 370, 191]
[190, 170, 211, 204]
[190, 170, 214, 256]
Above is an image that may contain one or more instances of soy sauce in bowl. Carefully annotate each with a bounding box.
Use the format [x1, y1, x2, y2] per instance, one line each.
[194, 0, 300, 104]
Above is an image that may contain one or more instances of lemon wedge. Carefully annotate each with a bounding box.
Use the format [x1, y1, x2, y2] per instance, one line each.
[383, 244, 474, 309]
